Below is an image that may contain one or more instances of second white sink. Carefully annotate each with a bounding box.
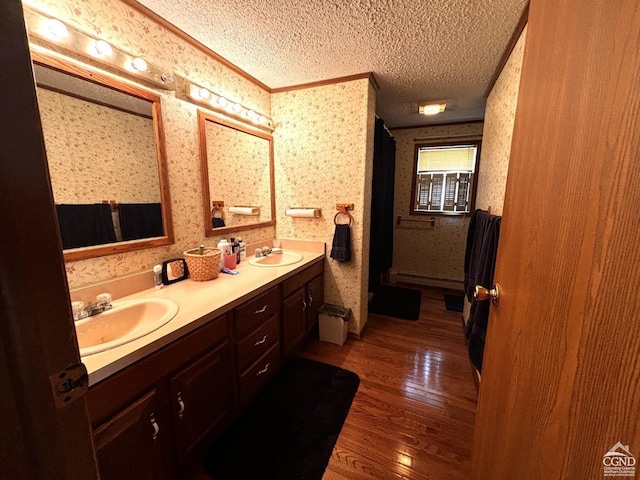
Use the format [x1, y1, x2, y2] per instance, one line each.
[76, 298, 179, 356]
[248, 251, 303, 267]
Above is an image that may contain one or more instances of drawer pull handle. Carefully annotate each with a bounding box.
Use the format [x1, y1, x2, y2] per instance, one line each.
[302, 292, 307, 312]
[177, 392, 185, 420]
[257, 363, 270, 376]
[254, 305, 268, 315]
[308, 291, 313, 307]
[254, 335, 268, 347]
[150, 413, 160, 441]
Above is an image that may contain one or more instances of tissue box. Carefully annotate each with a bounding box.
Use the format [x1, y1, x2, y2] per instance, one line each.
[318, 304, 351, 346]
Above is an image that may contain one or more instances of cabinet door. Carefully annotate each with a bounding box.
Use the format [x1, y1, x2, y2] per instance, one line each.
[306, 274, 324, 332]
[282, 287, 306, 355]
[93, 387, 174, 480]
[169, 341, 234, 458]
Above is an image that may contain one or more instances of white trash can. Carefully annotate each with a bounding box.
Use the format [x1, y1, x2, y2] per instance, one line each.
[318, 304, 351, 346]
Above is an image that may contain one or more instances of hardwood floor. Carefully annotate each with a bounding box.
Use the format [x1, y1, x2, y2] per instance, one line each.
[301, 286, 478, 479]
[194, 286, 477, 480]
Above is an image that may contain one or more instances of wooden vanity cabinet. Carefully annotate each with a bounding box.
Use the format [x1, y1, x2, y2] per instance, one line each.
[86, 258, 324, 478]
[281, 260, 324, 356]
[86, 313, 232, 480]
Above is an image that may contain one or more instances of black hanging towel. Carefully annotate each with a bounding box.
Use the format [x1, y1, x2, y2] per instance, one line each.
[330, 224, 351, 262]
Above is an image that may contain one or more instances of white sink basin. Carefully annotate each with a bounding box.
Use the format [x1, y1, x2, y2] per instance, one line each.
[248, 251, 303, 267]
[75, 298, 179, 356]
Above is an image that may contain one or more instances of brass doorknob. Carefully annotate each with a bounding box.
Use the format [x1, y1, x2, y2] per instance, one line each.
[474, 284, 500, 306]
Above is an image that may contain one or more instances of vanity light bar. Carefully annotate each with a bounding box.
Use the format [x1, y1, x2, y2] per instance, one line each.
[185, 80, 275, 131]
[23, 7, 175, 90]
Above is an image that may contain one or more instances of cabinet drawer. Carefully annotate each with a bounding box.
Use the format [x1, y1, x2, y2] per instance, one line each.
[238, 343, 280, 403]
[235, 314, 279, 372]
[234, 286, 281, 338]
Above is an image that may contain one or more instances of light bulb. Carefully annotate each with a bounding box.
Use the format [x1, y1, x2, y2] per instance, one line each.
[258, 115, 266, 124]
[46, 19, 68, 39]
[93, 40, 112, 56]
[131, 57, 148, 72]
[246, 110, 256, 119]
[217, 96, 228, 107]
[232, 103, 242, 113]
[198, 87, 211, 100]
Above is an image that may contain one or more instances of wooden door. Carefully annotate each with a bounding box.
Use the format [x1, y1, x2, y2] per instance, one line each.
[0, 1, 98, 478]
[170, 342, 233, 457]
[471, 0, 640, 479]
[94, 387, 173, 480]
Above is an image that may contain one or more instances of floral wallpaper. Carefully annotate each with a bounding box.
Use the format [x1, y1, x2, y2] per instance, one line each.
[476, 26, 527, 216]
[25, 0, 274, 289]
[37, 87, 160, 204]
[272, 79, 376, 335]
[205, 118, 272, 226]
[390, 122, 484, 284]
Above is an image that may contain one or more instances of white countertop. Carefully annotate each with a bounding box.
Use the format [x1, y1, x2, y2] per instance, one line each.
[81, 246, 325, 385]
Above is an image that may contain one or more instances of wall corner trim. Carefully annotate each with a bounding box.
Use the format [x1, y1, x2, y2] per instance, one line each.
[483, 3, 529, 98]
[271, 72, 377, 94]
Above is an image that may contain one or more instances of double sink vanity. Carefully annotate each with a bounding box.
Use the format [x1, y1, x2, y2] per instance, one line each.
[26, 16, 330, 479]
[76, 242, 325, 479]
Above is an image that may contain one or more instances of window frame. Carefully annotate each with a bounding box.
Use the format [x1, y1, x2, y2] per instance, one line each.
[409, 139, 482, 216]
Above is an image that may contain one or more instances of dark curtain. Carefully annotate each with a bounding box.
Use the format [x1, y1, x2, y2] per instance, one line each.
[55, 203, 116, 249]
[118, 203, 164, 241]
[368, 117, 396, 292]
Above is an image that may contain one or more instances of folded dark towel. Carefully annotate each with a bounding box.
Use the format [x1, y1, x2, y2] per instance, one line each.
[212, 217, 226, 228]
[330, 224, 352, 262]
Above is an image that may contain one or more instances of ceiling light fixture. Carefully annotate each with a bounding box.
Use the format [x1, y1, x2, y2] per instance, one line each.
[419, 103, 446, 115]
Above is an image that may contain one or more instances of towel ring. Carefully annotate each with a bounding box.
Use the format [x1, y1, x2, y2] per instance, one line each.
[334, 211, 352, 226]
[211, 203, 225, 219]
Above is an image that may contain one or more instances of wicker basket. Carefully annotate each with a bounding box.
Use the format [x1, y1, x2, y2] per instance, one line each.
[183, 247, 221, 281]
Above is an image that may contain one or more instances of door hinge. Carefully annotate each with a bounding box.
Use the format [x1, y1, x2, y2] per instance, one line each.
[50, 363, 88, 408]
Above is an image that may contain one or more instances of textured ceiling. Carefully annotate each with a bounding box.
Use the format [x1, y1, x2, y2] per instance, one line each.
[138, 0, 528, 128]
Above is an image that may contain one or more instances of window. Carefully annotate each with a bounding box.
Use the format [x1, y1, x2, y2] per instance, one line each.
[411, 141, 480, 214]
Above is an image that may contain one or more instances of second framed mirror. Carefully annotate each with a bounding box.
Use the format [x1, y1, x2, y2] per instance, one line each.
[198, 110, 275, 236]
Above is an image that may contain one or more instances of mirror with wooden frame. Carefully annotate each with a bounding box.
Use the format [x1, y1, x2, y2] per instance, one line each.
[198, 110, 275, 236]
[32, 50, 174, 262]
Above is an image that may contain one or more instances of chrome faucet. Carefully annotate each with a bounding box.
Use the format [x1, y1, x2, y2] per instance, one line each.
[72, 293, 112, 321]
[254, 246, 272, 258]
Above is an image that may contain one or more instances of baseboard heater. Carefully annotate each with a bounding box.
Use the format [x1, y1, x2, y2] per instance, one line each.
[396, 272, 464, 285]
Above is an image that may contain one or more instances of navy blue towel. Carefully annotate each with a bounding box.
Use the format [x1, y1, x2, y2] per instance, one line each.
[118, 203, 163, 241]
[330, 224, 351, 262]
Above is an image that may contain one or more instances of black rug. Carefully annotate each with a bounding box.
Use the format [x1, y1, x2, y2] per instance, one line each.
[444, 293, 464, 312]
[368, 285, 422, 320]
[203, 357, 360, 480]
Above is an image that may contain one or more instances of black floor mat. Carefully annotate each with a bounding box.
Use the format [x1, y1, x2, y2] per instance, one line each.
[203, 358, 360, 480]
[368, 285, 422, 320]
